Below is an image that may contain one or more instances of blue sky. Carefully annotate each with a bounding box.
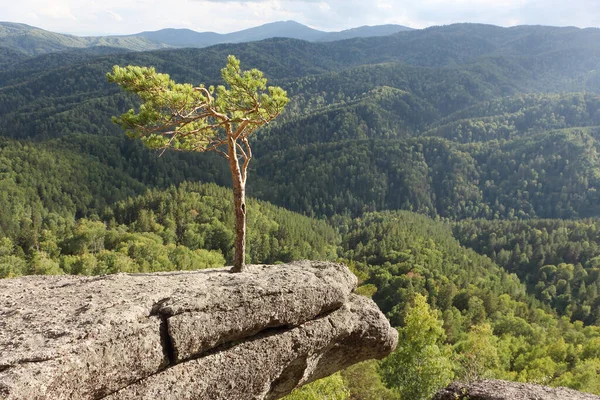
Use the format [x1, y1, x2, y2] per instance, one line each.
[1, 0, 599, 36]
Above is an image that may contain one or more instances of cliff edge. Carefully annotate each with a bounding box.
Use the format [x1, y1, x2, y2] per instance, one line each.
[0, 261, 397, 399]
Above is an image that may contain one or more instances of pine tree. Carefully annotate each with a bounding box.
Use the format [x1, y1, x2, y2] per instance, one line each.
[107, 56, 288, 272]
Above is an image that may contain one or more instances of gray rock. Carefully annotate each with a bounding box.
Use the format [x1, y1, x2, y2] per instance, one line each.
[106, 295, 396, 400]
[433, 379, 600, 400]
[0, 261, 397, 399]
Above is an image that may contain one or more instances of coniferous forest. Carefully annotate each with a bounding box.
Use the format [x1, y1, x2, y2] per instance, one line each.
[3, 22, 600, 399]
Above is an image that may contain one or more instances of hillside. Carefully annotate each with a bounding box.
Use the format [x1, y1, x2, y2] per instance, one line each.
[3, 24, 600, 219]
[318, 24, 413, 42]
[0, 20, 413, 60]
[0, 21, 169, 57]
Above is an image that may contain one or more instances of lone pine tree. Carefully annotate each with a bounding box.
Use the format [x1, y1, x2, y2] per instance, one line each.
[107, 55, 288, 272]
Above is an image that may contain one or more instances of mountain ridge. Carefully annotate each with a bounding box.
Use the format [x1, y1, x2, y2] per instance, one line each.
[0, 20, 413, 58]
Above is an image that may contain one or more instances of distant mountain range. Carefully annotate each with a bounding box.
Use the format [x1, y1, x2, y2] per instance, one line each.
[0, 21, 170, 56]
[0, 20, 413, 58]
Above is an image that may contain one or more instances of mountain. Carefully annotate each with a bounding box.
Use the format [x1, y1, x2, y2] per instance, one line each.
[135, 28, 222, 48]
[224, 20, 327, 42]
[137, 22, 414, 48]
[0, 20, 415, 60]
[136, 20, 326, 48]
[0, 21, 169, 57]
[318, 24, 413, 41]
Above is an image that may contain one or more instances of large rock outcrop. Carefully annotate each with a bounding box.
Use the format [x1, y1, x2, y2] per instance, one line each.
[434, 379, 600, 400]
[0, 261, 397, 399]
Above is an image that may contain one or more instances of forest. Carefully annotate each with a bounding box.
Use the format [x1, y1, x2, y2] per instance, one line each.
[2, 23, 600, 399]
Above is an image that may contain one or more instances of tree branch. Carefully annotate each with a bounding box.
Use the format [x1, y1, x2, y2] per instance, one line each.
[240, 137, 253, 184]
[233, 120, 250, 140]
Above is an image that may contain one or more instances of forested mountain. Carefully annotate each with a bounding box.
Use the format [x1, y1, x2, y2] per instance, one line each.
[0, 21, 170, 57]
[3, 22, 600, 397]
[317, 24, 413, 42]
[3, 26, 600, 219]
[453, 219, 600, 324]
[254, 127, 600, 219]
[133, 21, 328, 48]
[0, 20, 412, 59]
[135, 22, 412, 47]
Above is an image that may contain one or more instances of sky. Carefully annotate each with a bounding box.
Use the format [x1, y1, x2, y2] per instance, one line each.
[1, 0, 599, 36]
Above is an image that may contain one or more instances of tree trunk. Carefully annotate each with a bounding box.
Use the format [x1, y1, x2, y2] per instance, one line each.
[231, 182, 247, 272]
[228, 136, 247, 273]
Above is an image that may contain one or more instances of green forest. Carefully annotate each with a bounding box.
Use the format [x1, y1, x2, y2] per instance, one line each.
[2, 23, 600, 399]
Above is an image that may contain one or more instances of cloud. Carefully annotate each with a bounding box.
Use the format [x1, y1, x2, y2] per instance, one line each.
[30, 0, 77, 21]
[105, 10, 123, 22]
[192, 0, 323, 2]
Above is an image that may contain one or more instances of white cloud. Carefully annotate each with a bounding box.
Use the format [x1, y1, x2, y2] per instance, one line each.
[30, 0, 77, 21]
[105, 10, 123, 22]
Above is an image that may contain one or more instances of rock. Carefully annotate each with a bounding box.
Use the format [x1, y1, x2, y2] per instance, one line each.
[0, 261, 397, 399]
[433, 379, 600, 400]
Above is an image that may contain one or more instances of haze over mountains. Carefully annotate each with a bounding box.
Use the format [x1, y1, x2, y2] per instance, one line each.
[0, 20, 413, 57]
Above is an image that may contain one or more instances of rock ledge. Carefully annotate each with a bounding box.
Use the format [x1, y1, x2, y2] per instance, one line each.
[0, 261, 397, 399]
[434, 379, 600, 400]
